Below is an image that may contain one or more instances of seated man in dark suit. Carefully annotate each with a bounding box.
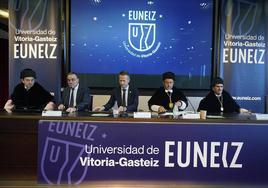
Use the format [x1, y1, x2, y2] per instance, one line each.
[148, 71, 188, 113]
[58, 72, 91, 113]
[198, 77, 248, 114]
[4, 68, 55, 112]
[94, 71, 139, 113]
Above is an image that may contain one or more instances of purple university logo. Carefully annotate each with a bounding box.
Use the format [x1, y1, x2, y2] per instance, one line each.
[41, 138, 89, 184]
[38, 121, 98, 185]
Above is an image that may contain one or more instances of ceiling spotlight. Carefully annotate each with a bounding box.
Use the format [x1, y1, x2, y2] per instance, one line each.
[0, 10, 9, 18]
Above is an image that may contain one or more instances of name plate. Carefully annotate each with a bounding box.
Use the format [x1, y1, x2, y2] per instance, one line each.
[42, 110, 62, 117]
[134, 112, 151, 118]
[255, 113, 268, 120]
[182, 113, 200, 119]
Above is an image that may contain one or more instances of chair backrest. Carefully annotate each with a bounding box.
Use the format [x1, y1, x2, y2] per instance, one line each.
[88, 95, 93, 111]
[197, 98, 205, 112]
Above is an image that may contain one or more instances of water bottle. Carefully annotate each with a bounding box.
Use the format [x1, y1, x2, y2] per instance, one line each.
[173, 105, 179, 116]
[112, 101, 119, 117]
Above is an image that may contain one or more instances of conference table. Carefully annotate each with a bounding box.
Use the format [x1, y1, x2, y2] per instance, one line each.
[0, 110, 267, 187]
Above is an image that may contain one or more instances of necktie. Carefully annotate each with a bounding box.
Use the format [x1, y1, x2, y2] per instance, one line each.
[167, 91, 172, 101]
[69, 88, 74, 107]
[167, 91, 173, 109]
[122, 89, 126, 107]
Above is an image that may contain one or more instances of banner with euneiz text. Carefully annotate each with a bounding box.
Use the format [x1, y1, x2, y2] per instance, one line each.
[219, 0, 268, 113]
[38, 120, 268, 185]
[8, 0, 61, 101]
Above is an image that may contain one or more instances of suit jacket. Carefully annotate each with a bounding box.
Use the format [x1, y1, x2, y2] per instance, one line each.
[60, 86, 91, 111]
[104, 86, 139, 112]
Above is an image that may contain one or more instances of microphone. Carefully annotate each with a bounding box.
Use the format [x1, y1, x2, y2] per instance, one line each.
[186, 96, 196, 113]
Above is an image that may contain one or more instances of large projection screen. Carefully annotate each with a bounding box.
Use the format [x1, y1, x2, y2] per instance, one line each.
[70, 0, 214, 89]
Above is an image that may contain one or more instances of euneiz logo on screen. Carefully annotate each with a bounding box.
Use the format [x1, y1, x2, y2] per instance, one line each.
[123, 10, 161, 58]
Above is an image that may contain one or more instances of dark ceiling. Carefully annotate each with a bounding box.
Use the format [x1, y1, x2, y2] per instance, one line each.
[0, 0, 8, 9]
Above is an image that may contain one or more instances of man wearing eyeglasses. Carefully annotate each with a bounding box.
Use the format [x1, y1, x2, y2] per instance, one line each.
[58, 72, 91, 113]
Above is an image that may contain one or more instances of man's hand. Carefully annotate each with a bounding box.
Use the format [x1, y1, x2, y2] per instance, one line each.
[4, 99, 14, 113]
[93, 106, 105, 111]
[158, 106, 167, 113]
[175, 100, 182, 108]
[58, 104, 65, 110]
[44, 102, 55, 111]
[118, 106, 127, 113]
[66, 107, 77, 113]
[240, 108, 249, 113]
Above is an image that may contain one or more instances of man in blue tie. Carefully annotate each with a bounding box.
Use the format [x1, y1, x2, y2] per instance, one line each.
[58, 72, 91, 113]
[94, 71, 139, 113]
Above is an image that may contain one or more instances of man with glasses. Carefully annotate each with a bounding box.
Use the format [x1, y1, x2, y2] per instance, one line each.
[58, 72, 91, 113]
